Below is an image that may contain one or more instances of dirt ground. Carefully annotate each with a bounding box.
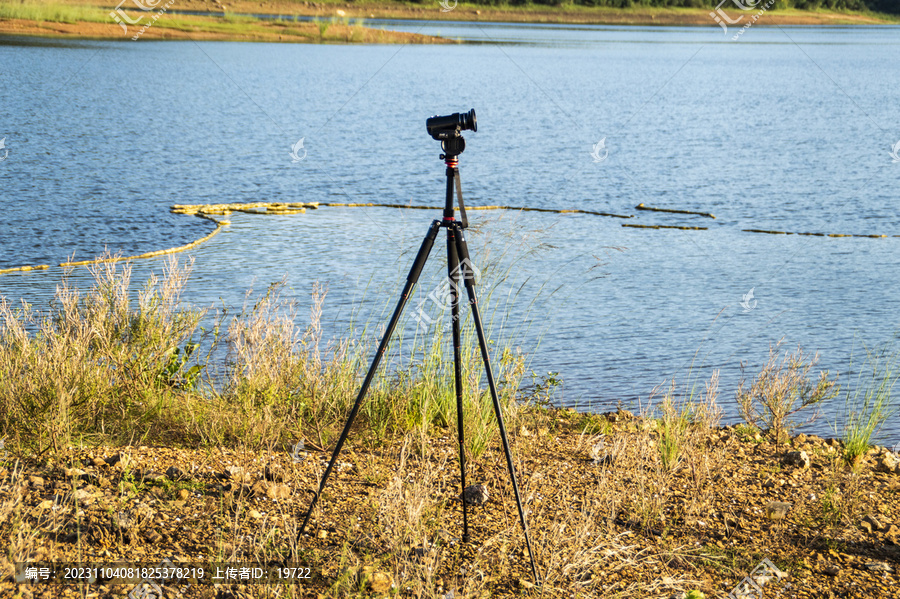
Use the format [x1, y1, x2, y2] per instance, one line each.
[1, 408, 898, 598]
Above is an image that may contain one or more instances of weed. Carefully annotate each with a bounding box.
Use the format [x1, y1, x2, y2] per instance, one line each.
[737, 343, 838, 445]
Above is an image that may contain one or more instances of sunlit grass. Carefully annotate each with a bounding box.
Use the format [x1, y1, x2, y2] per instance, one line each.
[0, 1, 106, 23]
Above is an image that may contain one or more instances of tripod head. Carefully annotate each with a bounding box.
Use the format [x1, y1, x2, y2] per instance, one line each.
[440, 136, 466, 160]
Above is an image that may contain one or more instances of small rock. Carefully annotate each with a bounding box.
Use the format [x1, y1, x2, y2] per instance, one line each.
[368, 571, 392, 593]
[38, 500, 54, 510]
[518, 425, 531, 437]
[883, 523, 899, 541]
[317, 529, 328, 539]
[864, 561, 893, 573]
[223, 465, 252, 484]
[783, 450, 810, 469]
[793, 433, 807, 445]
[861, 514, 883, 534]
[92, 457, 107, 468]
[249, 510, 263, 519]
[141, 470, 165, 484]
[166, 466, 187, 481]
[111, 511, 132, 531]
[104, 454, 121, 467]
[145, 530, 162, 544]
[264, 464, 285, 482]
[874, 452, 899, 473]
[71, 488, 98, 505]
[823, 565, 840, 576]
[518, 578, 535, 590]
[28, 476, 45, 488]
[177, 489, 191, 501]
[765, 501, 792, 521]
[266, 483, 291, 500]
[463, 484, 489, 506]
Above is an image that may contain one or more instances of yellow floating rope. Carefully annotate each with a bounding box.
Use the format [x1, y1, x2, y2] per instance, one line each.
[58, 218, 228, 267]
[0, 264, 51, 275]
[172, 202, 318, 216]
[635, 203, 715, 219]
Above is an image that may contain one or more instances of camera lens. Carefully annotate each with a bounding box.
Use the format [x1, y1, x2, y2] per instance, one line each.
[460, 109, 476, 133]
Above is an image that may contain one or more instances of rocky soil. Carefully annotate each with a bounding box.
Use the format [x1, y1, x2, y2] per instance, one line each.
[1, 408, 898, 598]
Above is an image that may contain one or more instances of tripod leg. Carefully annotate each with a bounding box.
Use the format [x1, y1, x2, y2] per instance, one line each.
[447, 224, 470, 543]
[453, 225, 540, 584]
[298, 220, 442, 539]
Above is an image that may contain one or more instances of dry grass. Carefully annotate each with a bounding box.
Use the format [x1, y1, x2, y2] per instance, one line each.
[737, 343, 839, 445]
[0, 255, 528, 463]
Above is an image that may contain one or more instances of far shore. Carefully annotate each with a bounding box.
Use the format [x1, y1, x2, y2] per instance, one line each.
[185, 0, 899, 25]
[0, 0, 897, 44]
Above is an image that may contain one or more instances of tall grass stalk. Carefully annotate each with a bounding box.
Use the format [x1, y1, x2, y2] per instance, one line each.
[835, 343, 900, 466]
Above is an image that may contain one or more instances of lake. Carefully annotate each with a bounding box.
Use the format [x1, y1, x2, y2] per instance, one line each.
[1, 21, 899, 442]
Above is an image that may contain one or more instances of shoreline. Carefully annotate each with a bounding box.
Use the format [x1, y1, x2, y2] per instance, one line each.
[1, 0, 897, 44]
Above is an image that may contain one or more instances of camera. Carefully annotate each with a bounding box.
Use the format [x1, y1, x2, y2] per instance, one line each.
[426, 109, 477, 141]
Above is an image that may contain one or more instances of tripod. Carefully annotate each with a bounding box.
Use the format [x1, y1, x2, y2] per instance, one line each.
[297, 132, 539, 583]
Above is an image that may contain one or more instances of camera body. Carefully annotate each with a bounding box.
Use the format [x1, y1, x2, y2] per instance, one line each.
[426, 109, 477, 141]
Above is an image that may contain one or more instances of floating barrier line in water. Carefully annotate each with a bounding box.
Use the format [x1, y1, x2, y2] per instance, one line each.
[59, 216, 228, 267]
[170, 201, 636, 219]
[0, 215, 228, 275]
[742, 229, 890, 238]
[635, 203, 715, 219]
[0, 264, 51, 275]
[3, 201, 896, 276]
[622, 224, 708, 230]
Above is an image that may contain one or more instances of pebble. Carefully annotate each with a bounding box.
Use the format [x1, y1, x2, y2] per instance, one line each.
[166, 466, 187, 480]
[463, 484, 489, 506]
[766, 501, 792, 521]
[874, 452, 899, 473]
[782, 450, 810, 469]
